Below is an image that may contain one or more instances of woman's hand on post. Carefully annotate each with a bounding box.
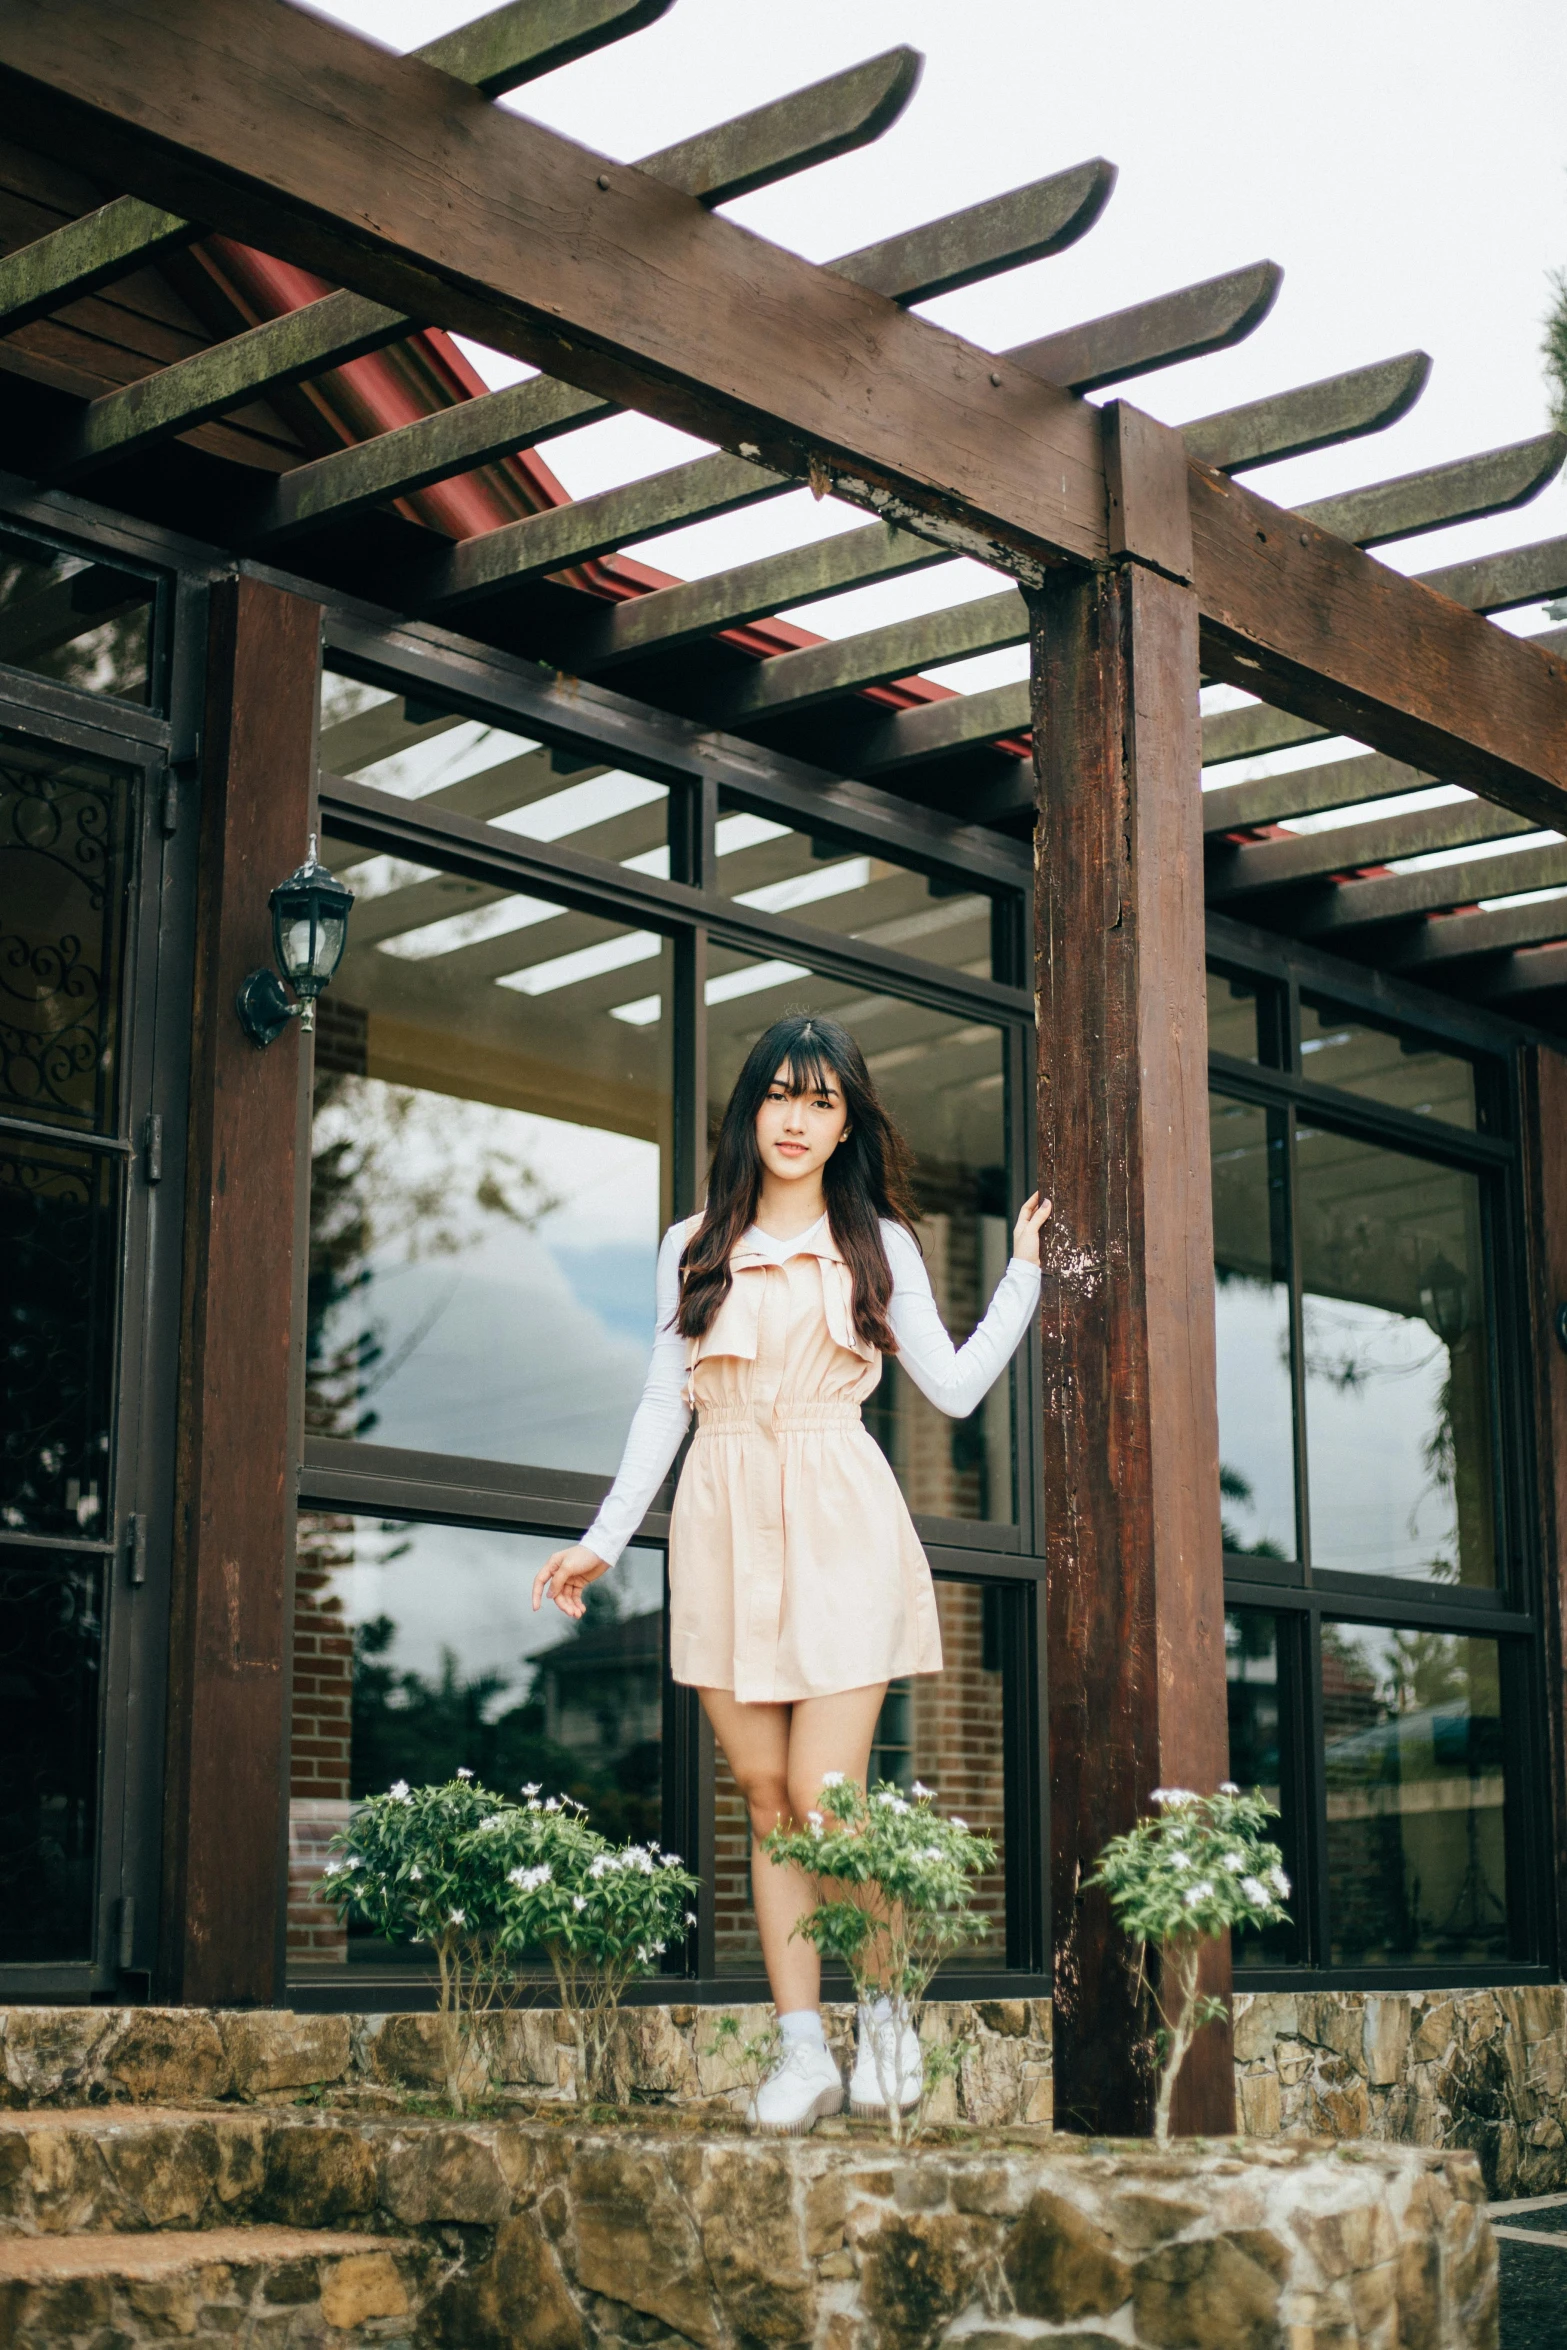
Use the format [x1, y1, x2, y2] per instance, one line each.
[1011, 1190, 1053, 1266]
[532, 1544, 610, 1619]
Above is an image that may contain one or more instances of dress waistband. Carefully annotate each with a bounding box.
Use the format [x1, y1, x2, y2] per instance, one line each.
[695, 1399, 863, 1435]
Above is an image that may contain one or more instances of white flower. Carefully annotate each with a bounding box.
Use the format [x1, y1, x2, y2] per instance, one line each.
[572, 1895, 588, 1913]
[918, 1845, 945, 1863]
[1151, 1787, 1197, 1808]
[456, 1767, 473, 1781]
[806, 1809, 823, 1829]
[1182, 1880, 1215, 1908]
[323, 1860, 345, 1878]
[951, 1817, 968, 1832]
[589, 1855, 614, 1880]
[1241, 1877, 1271, 1908]
[1168, 1851, 1190, 1870]
[873, 1793, 911, 1815]
[684, 1911, 698, 1928]
[389, 1780, 410, 1801]
[544, 1797, 560, 1813]
[659, 1852, 682, 1870]
[911, 1781, 935, 1799]
[479, 1813, 508, 1831]
[1219, 1781, 1240, 1795]
[449, 1908, 466, 1926]
[509, 1862, 552, 1892]
[820, 1771, 846, 1788]
[521, 1783, 541, 1798]
[409, 1865, 423, 1882]
[1219, 1852, 1245, 1874]
[1268, 1865, 1291, 1898]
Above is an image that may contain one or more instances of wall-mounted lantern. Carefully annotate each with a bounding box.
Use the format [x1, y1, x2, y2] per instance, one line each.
[235, 834, 355, 1048]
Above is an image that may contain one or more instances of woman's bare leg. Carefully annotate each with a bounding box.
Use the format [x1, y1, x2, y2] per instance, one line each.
[699, 1683, 887, 2014]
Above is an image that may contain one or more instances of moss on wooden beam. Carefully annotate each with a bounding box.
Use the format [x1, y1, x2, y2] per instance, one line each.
[411, 0, 673, 95]
[640, 48, 921, 208]
[1299, 430, 1567, 549]
[1010, 261, 1281, 395]
[1183, 352, 1431, 475]
[0, 192, 194, 329]
[830, 159, 1115, 306]
[1207, 799, 1535, 898]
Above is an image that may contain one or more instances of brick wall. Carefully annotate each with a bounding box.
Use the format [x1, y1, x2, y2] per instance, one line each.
[288, 1512, 355, 1960]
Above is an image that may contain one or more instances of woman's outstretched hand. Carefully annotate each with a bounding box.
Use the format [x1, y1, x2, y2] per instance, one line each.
[532, 1543, 610, 1619]
[1011, 1191, 1053, 1265]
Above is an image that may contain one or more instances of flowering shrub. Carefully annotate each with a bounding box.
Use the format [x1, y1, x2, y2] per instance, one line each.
[1085, 1783, 1290, 2141]
[325, 1774, 698, 2111]
[764, 1776, 995, 2142]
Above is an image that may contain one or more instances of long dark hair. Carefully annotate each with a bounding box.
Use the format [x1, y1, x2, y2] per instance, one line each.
[677, 1012, 919, 1351]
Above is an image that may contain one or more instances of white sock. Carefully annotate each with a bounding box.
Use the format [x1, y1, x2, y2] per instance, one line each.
[778, 2008, 826, 2048]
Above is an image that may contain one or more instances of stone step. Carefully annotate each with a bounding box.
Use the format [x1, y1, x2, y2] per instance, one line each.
[0, 2222, 427, 2346]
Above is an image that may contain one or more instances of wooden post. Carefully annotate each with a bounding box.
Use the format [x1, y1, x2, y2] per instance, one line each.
[159, 575, 322, 2006]
[1034, 404, 1234, 2137]
[1522, 1043, 1567, 1971]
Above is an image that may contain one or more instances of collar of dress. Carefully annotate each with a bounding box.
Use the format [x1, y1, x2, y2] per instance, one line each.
[684, 1213, 876, 1368]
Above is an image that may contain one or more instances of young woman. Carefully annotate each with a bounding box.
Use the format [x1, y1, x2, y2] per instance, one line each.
[534, 1011, 1049, 2133]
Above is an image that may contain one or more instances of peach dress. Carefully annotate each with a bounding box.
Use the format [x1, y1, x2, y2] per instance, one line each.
[668, 1221, 941, 1703]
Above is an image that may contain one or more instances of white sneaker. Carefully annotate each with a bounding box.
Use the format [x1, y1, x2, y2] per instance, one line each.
[849, 2012, 923, 2118]
[751, 2039, 845, 2136]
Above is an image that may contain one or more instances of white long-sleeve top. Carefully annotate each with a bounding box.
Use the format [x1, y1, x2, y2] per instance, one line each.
[581, 1213, 1040, 1567]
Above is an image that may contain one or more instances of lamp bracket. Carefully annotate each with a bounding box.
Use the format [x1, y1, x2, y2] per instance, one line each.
[236, 967, 301, 1049]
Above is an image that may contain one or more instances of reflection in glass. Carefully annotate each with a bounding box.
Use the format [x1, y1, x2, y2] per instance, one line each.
[704, 962, 1013, 1523]
[1297, 1127, 1495, 1585]
[713, 1580, 1009, 1971]
[0, 531, 155, 705]
[1322, 1621, 1507, 1965]
[1207, 968, 1263, 1063]
[1210, 1096, 1295, 1560]
[0, 1137, 117, 1540]
[1299, 996, 1475, 1129]
[311, 816, 672, 1475]
[1224, 1610, 1298, 1965]
[1, 734, 133, 1133]
[714, 792, 997, 977]
[0, 1554, 102, 1961]
[289, 1513, 663, 1964]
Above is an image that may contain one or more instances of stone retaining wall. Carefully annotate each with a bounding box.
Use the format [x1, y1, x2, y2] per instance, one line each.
[1, 1987, 1563, 2196]
[0, 2107, 1497, 2350]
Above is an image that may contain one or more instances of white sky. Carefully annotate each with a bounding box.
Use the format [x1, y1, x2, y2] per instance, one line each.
[307, 0, 1567, 647]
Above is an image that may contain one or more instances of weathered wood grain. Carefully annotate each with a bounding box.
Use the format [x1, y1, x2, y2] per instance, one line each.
[1010, 259, 1281, 395]
[1182, 351, 1430, 475]
[161, 575, 321, 2006]
[1035, 454, 1232, 2137]
[1206, 798, 1535, 897]
[1521, 1045, 1567, 1972]
[413, 0, 673, 95]
[0, 191, 193, 327]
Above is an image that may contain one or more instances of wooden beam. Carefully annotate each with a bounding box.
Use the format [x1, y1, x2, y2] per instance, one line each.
[254, 49, 922, 544]
[845, 678, 1029, 777]
[48, 289, 410, 480]
[558, 519, 952, 670]
[10, 0, 1567, 824]
[412, 0, 673, 95]
[1296, 431, 1566, 550]
[160, 574, 321, 2006]
[1206, 798, 1535, 898]
[1370, 893, 1567, 972]
[1182, 352, 1431, 475]
[0, 192, 195, 328]
[1285, 840, 1567, 938]
[1007, 261, 1281, 396]
[639, 49, 922, 209]
[1479, 944, 1567, 1001]
[830, 159, 1115, 305]
[1201, 748, 1430, 831]
[0, 0, 1108, 575]
[706, 586, 1026, 723]
[1036, 412, 1232, 2139]
[1420, 533, 1567, 615]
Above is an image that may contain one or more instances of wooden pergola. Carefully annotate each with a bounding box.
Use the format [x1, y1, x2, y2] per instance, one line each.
[4, 0, 1567, 2135]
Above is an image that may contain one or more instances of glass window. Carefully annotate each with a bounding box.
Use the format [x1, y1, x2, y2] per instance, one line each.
[289, 1512, 664, 1967]
[0, 1552, 102, 1961]
[1207, 968, 1263, 1063]
[0, 530, 156, 706]
[1299, 995, 1476, 1129]
[713, 1577, 1013, 1972]
[1297, 1127, 1495, 1586]
[1321, 1621, 1508, 1966]
[1224, 1610, 1299, 1965]
[1, 732, 135, 1135]
[1210, 1096, 1296, 1562]
[705, 962, 1015, 1524]
[0, 1136, 117, 1541]
[714, 793, 998, 978]
[312, 824, 673, 1475]
[320, 674, 669, 872]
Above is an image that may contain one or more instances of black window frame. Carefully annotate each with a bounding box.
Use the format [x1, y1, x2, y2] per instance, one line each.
[1207, 912, 1555, 1989]
[292, 614, 1049, 2004]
